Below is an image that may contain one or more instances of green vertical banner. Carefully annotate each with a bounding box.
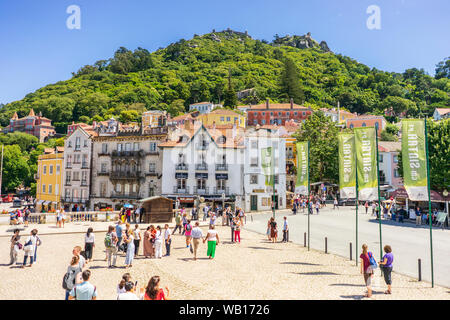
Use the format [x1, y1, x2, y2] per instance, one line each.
[338, 133, 356, 199]
[401, 119, 429, 201]
[354, 127, 378, 201]
[261, 147, 273, 186]
[295, 142, 309, 195]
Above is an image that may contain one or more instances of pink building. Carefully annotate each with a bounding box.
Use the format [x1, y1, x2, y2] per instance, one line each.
[3, 109, 56, 142]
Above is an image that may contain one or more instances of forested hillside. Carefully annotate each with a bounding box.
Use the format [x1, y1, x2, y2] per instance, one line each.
[1, 30, 449, 133]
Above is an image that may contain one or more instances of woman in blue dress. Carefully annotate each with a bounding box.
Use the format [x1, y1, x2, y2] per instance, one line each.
[124, 229, 135, 268]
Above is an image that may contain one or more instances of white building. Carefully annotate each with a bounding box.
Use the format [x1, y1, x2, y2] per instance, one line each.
[243, 128, 286, 212]
[159, 121, 244, 209]
[189, 102, 222, 114]
[62, 126, 97, 211]
[433, 108, 450, 121]
[377, 141, 402, 190]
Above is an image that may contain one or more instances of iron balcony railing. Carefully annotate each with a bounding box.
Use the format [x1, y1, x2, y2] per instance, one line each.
[195, 163, 208, 171]
[193, 186, 209, 194]
[110, 171, 142, 179]
[173, 186, 190, 194]
[215, 163, 228, 171]
[214, 187, 230, 195]
[175, 163, 188, 171]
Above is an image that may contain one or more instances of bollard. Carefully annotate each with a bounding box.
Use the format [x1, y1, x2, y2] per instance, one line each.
[418, 259, 422, 281]
[325, 237, 328, 254]
[350, 243, 352, 261]
[251, 215, 253, 222]
[304, 232, 306, 247]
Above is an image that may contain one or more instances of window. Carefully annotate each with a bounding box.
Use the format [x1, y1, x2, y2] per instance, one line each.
[217, 179, 226, 190]
[220, 117, 225, 121]
[261, 119, 266, 125]
[49, 165, 53, 175]
[102, 143, 108, 153]
[234, 117, 238, 123]
[286, 112, 290, 116]
[227, 117, 231, 122]
[84, 140, 88, 147]
[149, 142, 157, 152]
[270, 112, 274, 116]
[82, 171, 87, 182]
[101, 163, 107, 172]
[362, 122, 367, 127]
[133, 142, 140, 151]
[56, 165, 60, 174]
[124, 184, 130, 194]
[43, 165, 47, 175]
[294, 112, 298, 116]
[116, 184, 121, 193]
[250, 175, 258, 184]
[250, 157, 258, 167]
[117, 143, 122, 151]
[132, 184, 137, 193]
[262, 112, 265, 116]
[394, 169, 400, 178]
[302, 112, 306, 116]
[393, 155, 398, 163]
[253, 120, 258, 125]
[149, 163, 156, 173]
[75, 154, 81, 164]
[68, 141, 72, 148]
[48, 185, 52, 194]
[274, 175, 279, 185]
[251, 140, 258, 149]
[100, 182, 106, 197]
[42, 184, 46, 194]
[379, 155, 383, 163]
[349, 124, 354, 129]
[177, 179, 186, 190]
[125, 143, 131, 151]
[197, 179, 206, 190]
[149, 185, 155, 197]
[66, 171, 71, 182]
[75, 137, 80, 150]
[73, 171, 80, 181]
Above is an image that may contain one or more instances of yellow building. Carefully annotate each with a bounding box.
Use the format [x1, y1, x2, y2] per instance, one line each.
[197, 108, 246, 128]
[142, 110, 167, 128]
[35, 147, 64, 212]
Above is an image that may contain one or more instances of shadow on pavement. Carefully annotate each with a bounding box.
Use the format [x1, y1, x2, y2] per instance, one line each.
[247, 246, 281, 251]
[340, 295, 364, 300]
[329, 283, 365, 287]
[293, 271, 339, 276]
[177, 257, 211, 262]
[368, 218, 449, 231]
[280, 262, 321, 266]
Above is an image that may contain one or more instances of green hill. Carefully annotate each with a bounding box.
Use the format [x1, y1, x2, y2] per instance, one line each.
[2, 29, 449, 133]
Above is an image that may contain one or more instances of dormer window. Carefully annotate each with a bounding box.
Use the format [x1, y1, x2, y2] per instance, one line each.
[217, 135, 226, 144]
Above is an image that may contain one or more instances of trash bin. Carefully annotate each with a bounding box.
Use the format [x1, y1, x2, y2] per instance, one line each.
[106, 212, 110, 222]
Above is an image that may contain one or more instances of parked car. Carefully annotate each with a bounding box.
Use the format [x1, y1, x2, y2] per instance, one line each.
[2, 194, 14, 203]
[12, 199, 24, 208]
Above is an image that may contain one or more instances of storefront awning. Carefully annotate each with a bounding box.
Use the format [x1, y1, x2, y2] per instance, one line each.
[393, 187, 449, 202]
[36, 200, 45, 205]
[43, 201, 51, 206]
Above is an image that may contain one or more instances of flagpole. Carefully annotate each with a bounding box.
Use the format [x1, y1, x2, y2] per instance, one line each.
[272, 143, 275, 219]
[307, 140, 310, 251]
[0, 145, 3, 196]
[375, 126, 383, 262]
[424, 118, 434, 288]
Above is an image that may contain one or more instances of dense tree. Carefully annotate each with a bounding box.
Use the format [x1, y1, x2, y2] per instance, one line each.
[435, 57, 450, 79]
[0, 132, 38, 152]
[223, 69, 237, 108]
[293, 111, 340, 183]
[1, 145, 31, 192]
[280, 58, 305, 104]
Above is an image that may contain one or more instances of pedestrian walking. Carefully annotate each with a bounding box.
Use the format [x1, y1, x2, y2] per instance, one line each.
[56, 210, 63, 228]
[143, 226, 152, 258]
[238, 208, 245, 226]
[172, 212, 182, 234]
[63, 255, 82, 300]
[73, 246, 86, 269]
[203, 205, 208, 221]
[134, 207, 140, 224]
[150, 225, 156, 258]
[9, 229, 21, 265]
[184, 220, 193, 252]
[117, 281, 140, 300]
[24, 208, 30, 227]
[124, 229, 135, 268]
[266, 218, 272, 241]
[181, 213, 188, 235]
[22, 229, 40, 268]
[234, 217, 241, 243]
[371, 202, 376, 216]
[365, 201, 369, 214]
[360, 244, 374, 298]
[269, 217, 278, 243]
[379, 245, 394, 295]
[115, 221, 124, 252]
[292, 202, 297, 215]
[144, 276, 169, 300]
[164, 224, 172, 256]
[204, 225, 219, 259]
[209, 213, 217, 227]
[84, 228, 95, 263]
[69, 270, 97, 300]
[105, 225, 118, 268]
[133, 224, 141, 257]
[333, 198, 339, 210]
[315, 200, 320, 215]
[154, 226, 163, 259]
[191, 222, 204, 260]
[282, 216, 289, 242]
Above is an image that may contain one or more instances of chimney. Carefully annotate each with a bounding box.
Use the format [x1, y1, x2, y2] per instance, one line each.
[290, 98, 294, 109]
[184, 119, 191, 131]
[266, 98, 270, 109]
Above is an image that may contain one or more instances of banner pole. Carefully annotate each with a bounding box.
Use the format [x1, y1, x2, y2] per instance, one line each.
[307, 140, 310, 251]
[424, 118, 434, 288]
[375, 126, 383, 261]
[272, 144, 275, 219]
[355, 150, 359, 267]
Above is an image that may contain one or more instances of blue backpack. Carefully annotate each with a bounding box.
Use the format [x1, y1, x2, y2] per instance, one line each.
[368, 251, 378, 269]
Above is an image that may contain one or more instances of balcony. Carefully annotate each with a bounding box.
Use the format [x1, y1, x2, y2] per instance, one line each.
[81, 180, 88, 186]
[146, 150, 160, 156]
[110, 171, 142, 180]
[193, 186, 209, 195]
[110, 192, 141, 199]
[215, 163, 228, 171]
[286, 153, 294, 160]
[63, 196, 87, 203]
[66, 163, 73, 169]
[65, 181, 72, 186]
[195, 163, 208, 171]
[111, 150, 145, 158]
[214, 187, 230, 195]
[146, 171, 158, 176]
[97, 171, 109, 176]
[98, 151, 109, 157]
[81, 162, 89, 169]
[175, 163, 188, 171]
[173, 186, 190, 194]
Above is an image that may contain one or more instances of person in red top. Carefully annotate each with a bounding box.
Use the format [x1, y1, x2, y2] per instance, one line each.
[144, 276, 169, 300]
[360, 243, 373, 298]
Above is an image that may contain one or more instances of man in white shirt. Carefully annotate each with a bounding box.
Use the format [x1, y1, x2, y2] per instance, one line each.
[191, 222, 204, 261]
[164, 224, 172, 256]
[117, 282, 139, 300]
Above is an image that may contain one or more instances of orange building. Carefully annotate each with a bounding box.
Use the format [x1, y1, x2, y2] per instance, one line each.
[345, 115, 387, 135]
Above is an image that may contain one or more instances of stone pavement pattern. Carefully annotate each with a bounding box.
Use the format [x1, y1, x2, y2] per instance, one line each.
[0, 222, 449, 300]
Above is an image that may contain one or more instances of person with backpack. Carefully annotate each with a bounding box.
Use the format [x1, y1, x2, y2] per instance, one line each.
[63, 255, 82, 300]
[69, 270, 97, 300]
[9, 229, 21, 265]
[184, 220, 193, 253]
[360, 244, 376, 298]
[172, 212, 182, 235]
[105, 225, 118, 268]
[379, 245, 394, 294]
[22, 229, 41, 268]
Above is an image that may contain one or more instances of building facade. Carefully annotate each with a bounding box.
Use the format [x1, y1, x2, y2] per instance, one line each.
[3, 109, 56, 142]
[90, 119, 168, 210]
[35, 147, 64, 212]
[378, 141, 402, 190]
[245, 99, 312, 126]
[243, 128, 286, 212]
[62, 126, 97, 211]
[345, 115, 387, 135]
[189, 102, 222, 114]
[142, 110, 168, 128]
[159, 121, 244, 208]
[433, 108, 450, 121]
[197, 108, 246, 128]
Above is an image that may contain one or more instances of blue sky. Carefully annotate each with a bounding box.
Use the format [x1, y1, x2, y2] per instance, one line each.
[0, 0, 449, 104]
